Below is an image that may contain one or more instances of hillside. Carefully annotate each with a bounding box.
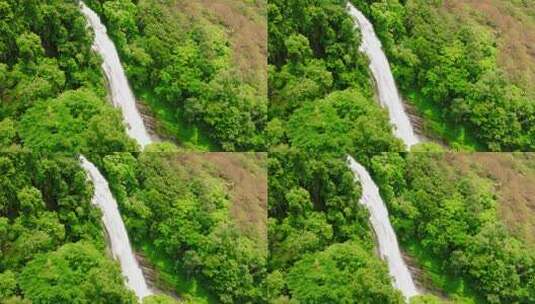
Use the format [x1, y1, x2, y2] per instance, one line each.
[0, 151, 267, 303]
[0, 153, 138, 303]
[444, 0, 535, 98]
[267, 151, 405, 303]
[267, 0, 405, 155]
[350, 0, 535, 151]
[0, 0, 137, 153]
[179, 0, 267, 91]
[101, 152, 267, 303]
[86, 0, 267, 151]
[447, 153, 535, 247]
[202, 153, 267, 250]
[369, 152, 535, 303]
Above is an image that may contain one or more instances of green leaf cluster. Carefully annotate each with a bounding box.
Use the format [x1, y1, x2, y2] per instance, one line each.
[267, 151, 404, 303]
[370, 152, 535, 303]
[0, 153, 136, 303]
[351, 0, 535, 151]
[268, 0, 404, 154]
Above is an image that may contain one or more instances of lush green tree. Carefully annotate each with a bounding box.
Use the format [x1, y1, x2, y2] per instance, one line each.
[19, 242, 137, 304]
[17, 186, 45, 215]
[0, 270, 17, 298]
[287, 242, 404, 303]
[16, 32, 44, 63]
[369, 152, 535, 303]
[142, 294, 180, 304]
[185, 71, 267, 151]
[410, 295, 444, 304]
[19, 89, 137, 153]
[288, 90, 404, 154]
[0, 118, 16, 147]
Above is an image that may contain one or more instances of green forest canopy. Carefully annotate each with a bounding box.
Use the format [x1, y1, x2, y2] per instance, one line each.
[85, 0, 267, 151]
[351, 0, 535, 151]
[267, 150, 404, 303]
[0, 0, 137, 154]
[101, 152, 267, 303]
[268, 0, 405, 155]
[370, 152, 535, 303]
[0, 153, 138, 303]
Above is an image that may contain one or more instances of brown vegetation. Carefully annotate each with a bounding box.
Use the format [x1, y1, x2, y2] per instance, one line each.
[171, 153, 267, 250]
[444, 0, 535, 96]
[447, 153, 535, 247]
[174, 0, 267, 92]
[204, 153, 267, 250]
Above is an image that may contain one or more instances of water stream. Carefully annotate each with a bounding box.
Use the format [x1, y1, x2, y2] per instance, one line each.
[79, 2, 153, 300]
[345, 2, 421, 301]
[347, 2, 420, 148]
[80, 2, 152, 148]
[347, 156, 419, 300]
[78, 0, 421, 301]
[80, 156, 152, 300]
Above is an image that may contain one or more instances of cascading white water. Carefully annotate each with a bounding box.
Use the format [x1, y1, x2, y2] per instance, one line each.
[347, 3, 419, 148]
[347, 156, 418, 300]
[80, 156, 152, 300]
[345, 4, 420, 300]
[79, 3, 153, 301]
[80, 2, 152, 148]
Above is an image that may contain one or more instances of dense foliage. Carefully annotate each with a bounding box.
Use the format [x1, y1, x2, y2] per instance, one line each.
[267, 151, 404, 303]
[85, 0, 267, 151]
[351, 0, 535, 151]
[142, 294, 180, 304]
[370, 152, 535, 303]
[0, 153, 136, 303]
[268, 0, 404, 154]
[0, 0, 136, 153]
[102, 152, 266, 303]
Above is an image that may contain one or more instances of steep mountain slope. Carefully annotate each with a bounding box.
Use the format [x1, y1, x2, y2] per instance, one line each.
[86, 0, 267, 151]
[444, 0, 535, 97]
[101, 152, 267, 303]
[447, 153, 535, 247]
[0, 0, 136, 153]
[351, 0, 535, 151]
[267, 151, 405, 303]
[0, 153, 137, 303]
[370, 152, 535, 303]
[268, 0, 405, 155]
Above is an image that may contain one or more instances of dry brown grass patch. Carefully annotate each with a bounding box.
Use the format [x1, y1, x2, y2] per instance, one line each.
[446, 153, 535, 247]
[443, 0, 535, 95]
[170, 152, 267, 251]
[174, 0, 267, 92]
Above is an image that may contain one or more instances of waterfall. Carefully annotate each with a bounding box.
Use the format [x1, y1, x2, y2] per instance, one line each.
[347, 156, 419, 300]
[344, 4, 420, 300]
[347, 2, 419, 148]
[80, 2, 152, 148]
[80, 156, 152, 300]
[78, 3, 154, 299]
